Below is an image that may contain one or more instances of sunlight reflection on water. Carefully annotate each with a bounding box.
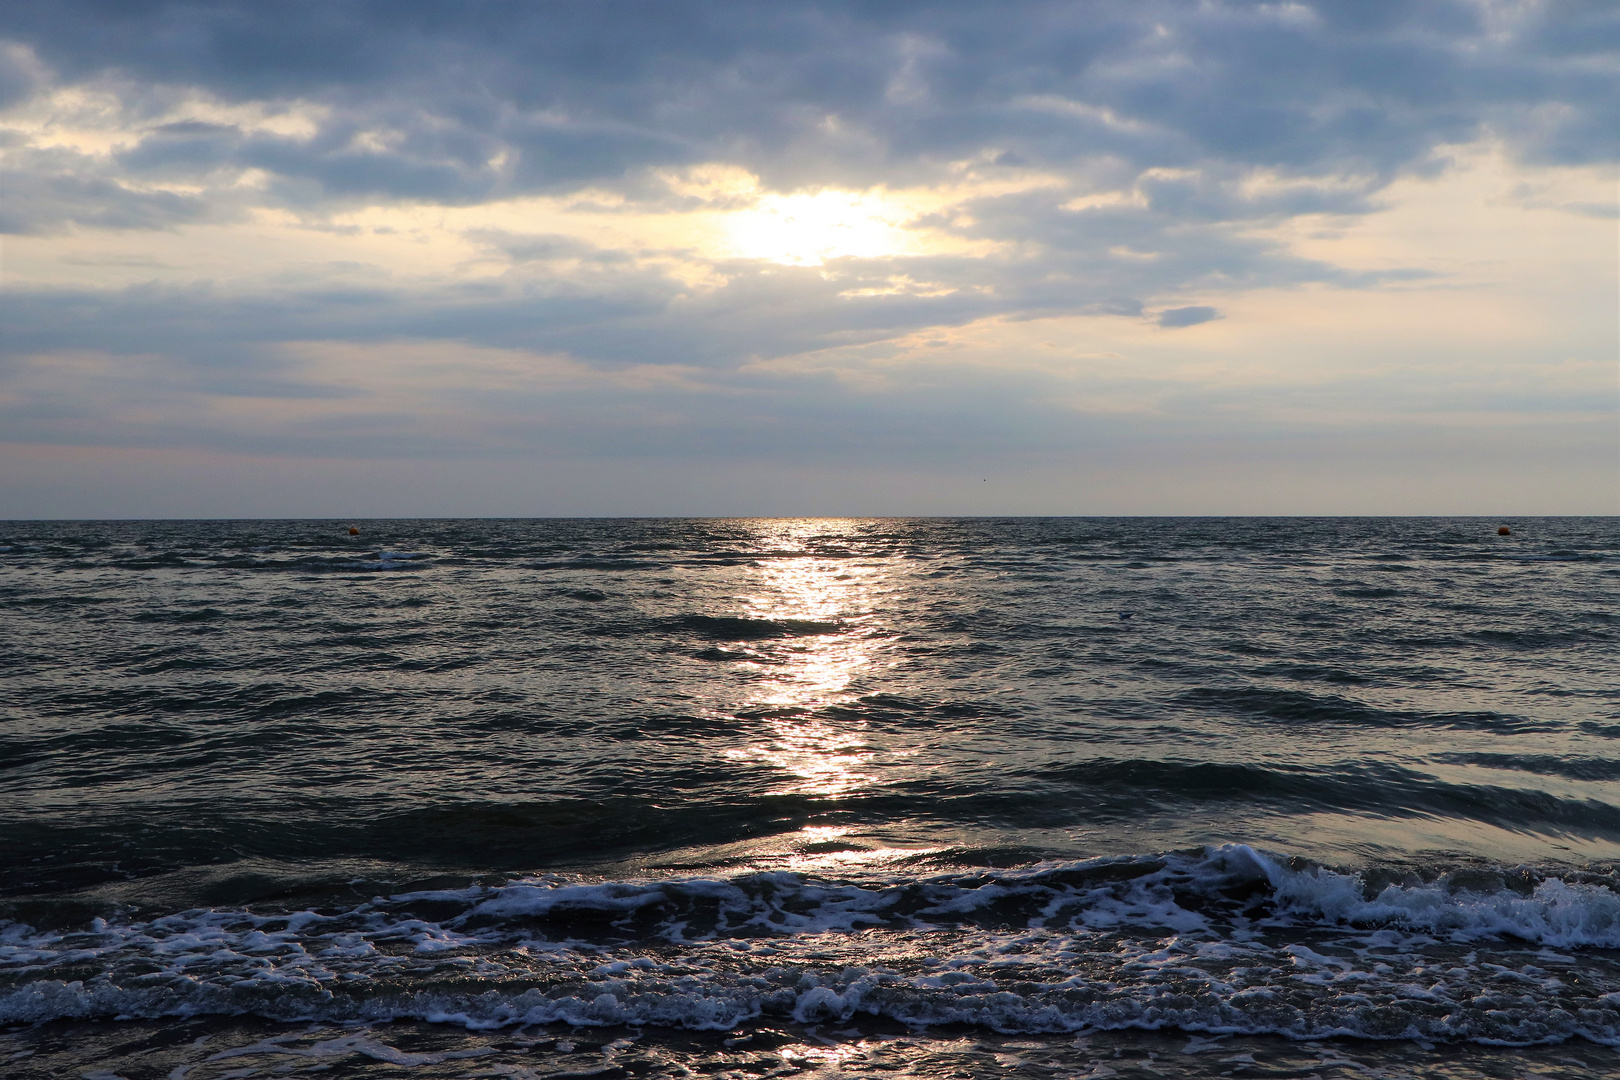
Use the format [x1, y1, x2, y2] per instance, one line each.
[721, 521, 892, 798]
[783, 824, 938, 873]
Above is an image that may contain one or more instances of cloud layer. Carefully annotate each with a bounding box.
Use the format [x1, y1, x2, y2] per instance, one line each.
[0, 1, 1614, 514]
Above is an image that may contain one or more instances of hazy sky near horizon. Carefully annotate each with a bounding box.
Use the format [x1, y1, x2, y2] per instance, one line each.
[1, 0, 1615, 517]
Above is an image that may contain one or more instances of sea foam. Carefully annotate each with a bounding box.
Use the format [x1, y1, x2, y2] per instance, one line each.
[4, 847, 1620, 1045]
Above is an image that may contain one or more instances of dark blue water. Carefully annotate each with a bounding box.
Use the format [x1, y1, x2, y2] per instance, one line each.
[3, 517, 1618, 1077]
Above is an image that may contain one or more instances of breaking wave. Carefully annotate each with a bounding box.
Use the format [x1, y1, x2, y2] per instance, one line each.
[6, 846, 1620, 1045]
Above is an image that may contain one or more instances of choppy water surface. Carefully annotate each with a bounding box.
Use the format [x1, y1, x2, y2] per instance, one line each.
[2, 517, 1617, 1077]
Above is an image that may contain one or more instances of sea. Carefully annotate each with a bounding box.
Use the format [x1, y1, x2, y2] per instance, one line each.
[2, 516, 1618, 1079]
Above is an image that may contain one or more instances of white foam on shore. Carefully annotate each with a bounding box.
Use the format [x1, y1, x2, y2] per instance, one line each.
[4, 847, 1620, 1044]
[1259, 850, 1620, 945]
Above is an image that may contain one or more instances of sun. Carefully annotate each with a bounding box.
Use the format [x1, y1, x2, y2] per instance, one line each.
[721, 189, 918, 265]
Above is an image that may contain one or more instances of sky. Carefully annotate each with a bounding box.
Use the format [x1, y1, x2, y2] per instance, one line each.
[0, 0, 1615, 518]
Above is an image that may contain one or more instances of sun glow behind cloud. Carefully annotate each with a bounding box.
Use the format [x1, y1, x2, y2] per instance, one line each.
[720, 189, 922, 265]
[0, 1, 1615, 516]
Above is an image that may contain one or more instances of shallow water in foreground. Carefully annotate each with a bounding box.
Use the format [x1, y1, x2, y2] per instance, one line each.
[1, 517, 1617, 1075]
[9, 1017, 1620, 1079]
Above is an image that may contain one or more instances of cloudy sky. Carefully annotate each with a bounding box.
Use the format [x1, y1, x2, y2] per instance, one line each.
[1, 0, 1614, 517]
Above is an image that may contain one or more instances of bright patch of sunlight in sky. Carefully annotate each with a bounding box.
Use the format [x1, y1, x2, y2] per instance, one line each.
[720, 190, 922, 264]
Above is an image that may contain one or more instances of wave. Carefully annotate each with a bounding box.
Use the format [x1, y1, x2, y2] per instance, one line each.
[1177, 686, 1555, 732]
[7, 761, 1619, 895]
[4, 847, 1620, 1044]
[673, 615, 846, 640]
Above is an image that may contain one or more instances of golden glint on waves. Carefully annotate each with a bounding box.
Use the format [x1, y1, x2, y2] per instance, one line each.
[720, 522, 897, 801]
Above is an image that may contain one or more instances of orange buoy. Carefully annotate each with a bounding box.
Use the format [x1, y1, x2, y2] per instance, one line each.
[348, 526, 360, 536]
[1497, 526, 1511, 536]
